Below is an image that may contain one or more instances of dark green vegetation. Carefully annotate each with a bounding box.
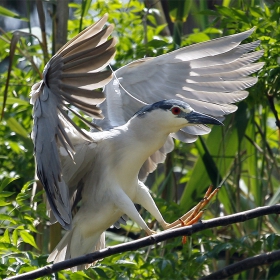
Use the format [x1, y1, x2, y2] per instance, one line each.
[0, 0, 280, 279]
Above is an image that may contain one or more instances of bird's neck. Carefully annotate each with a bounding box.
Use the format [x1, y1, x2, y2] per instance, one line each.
[110, 117, 172, 181]
[128, 116, 170, 151]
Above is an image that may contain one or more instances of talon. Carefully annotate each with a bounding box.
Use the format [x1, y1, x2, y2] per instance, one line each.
[179, 218, 188, 245]
[146, 229, 157, 235]
[207, 187, 219, 200]
[185, 210, 204, 225]
[200, 187, 219, 209]
[163, 186, 219, 230]
[179, 218, 186, 226]
[204, 185, 213, 198]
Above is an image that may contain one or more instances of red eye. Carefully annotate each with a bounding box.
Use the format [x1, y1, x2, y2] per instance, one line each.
[171, 107, 181, 115]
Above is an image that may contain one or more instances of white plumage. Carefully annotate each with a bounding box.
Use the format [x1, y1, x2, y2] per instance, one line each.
[30, 14, 263, 271]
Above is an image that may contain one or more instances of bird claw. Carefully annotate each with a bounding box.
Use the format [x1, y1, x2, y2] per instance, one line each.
[164, 185, 219, 230]
[146, 229, 157, 236]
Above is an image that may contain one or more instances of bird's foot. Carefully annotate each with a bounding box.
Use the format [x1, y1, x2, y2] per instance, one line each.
[146, 228, 157, 236]
[163, 185, 219, 230]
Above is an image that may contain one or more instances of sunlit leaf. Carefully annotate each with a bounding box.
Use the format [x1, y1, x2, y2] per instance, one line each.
[0, 97, 29, 106]
[0, 177, 19, 191]
[12, 229, 18, 246]
[0, 214, 17, 224]
[0, 229, 11, 243]
[180, 103, 250, 211]
[19, 231, 38, 249]
[0, 200, 11, 206]
[6, 117, 29, 138]
[0, 5, 28, 20]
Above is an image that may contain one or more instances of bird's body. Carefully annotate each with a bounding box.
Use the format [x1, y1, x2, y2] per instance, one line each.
[30, 14, 264, 271]
[49, 100, 214, 269]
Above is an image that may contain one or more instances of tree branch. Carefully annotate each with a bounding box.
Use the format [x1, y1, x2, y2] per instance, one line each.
[6, 204, 280, 280]
[200, 250, 280, 280]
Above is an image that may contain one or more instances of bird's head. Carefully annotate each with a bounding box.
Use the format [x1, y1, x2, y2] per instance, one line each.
[133, 99, 223, 133]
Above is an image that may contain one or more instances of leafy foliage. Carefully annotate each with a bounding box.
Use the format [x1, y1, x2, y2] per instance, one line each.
[0, 0, 280, 279]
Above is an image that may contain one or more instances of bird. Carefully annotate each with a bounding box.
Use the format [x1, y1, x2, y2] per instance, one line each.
[30, 14, 264, 271]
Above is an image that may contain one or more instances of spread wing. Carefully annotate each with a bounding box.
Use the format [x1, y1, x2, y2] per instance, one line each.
[31, 14, 116, 229]
[98, 28, 263, 180]
[100, 28, 263, 133]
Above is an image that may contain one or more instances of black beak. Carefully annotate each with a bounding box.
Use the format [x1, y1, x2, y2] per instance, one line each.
[185, 111, 223, 126]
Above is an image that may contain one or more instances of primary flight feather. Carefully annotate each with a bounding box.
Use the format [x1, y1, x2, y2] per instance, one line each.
[30, 14, 263, 271]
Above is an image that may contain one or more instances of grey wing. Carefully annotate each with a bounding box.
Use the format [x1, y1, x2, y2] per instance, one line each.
[31, 14, 116, 229]
[98, 27, 263, 180]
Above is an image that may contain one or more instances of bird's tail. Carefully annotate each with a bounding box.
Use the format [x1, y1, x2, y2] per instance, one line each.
[47, 227, 105, 272]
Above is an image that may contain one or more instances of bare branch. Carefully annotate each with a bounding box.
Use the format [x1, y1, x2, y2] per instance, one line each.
[6, 204, 280, 280]
[200, 250, 280, 280]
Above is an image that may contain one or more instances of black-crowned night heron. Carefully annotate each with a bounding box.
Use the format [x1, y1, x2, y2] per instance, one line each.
[30, 14, 263, 271]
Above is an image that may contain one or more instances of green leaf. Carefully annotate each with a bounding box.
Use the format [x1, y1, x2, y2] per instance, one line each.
[0, 5, 28, 20]
[1, 97, 29, 106]
[0, 242, 18, 251]
[0, 214, 17, 224]
[68, 270, 92, 279]
[115, 260, 137, 267]
[16, 192, 31, 204]
[19, 231, 38, 249]
[187, 32, 210, 43]
[147, 39, 169, 49]
[0, 177, 19, 191]
[0, 200, 11, 206]
[168, 0, 192, 22]
[7, 141, 22, 154]
[147, 14, 157, 26]
[6, 117, 29, 138]
[180, 103, 250, 211]
[203, 27, 222, 34]
[222, 0, 232, 7]
[155, 24, 168, 35]
[0, 229, 11, 243]
[249, 7, 263, 18]
[94, 267, 110, 279]
[12, 229, 18, 246]
[244, 114, 261, 206]
[81, 0, 92, 16]
[264, 4, 271, 17]
[0, 191, 15, 198]
[21, 180, 35, 193]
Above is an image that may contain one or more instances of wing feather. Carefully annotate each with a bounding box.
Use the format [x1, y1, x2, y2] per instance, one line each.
[139, 135, 174, 181]
[99, 27, 263, 179]
[101, 28, 262, 128]
[31, 14, 116, 229]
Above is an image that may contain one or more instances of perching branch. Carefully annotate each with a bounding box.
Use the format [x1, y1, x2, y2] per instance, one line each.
[6, 204, 280, 280]
[200, 249, 280, 280]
